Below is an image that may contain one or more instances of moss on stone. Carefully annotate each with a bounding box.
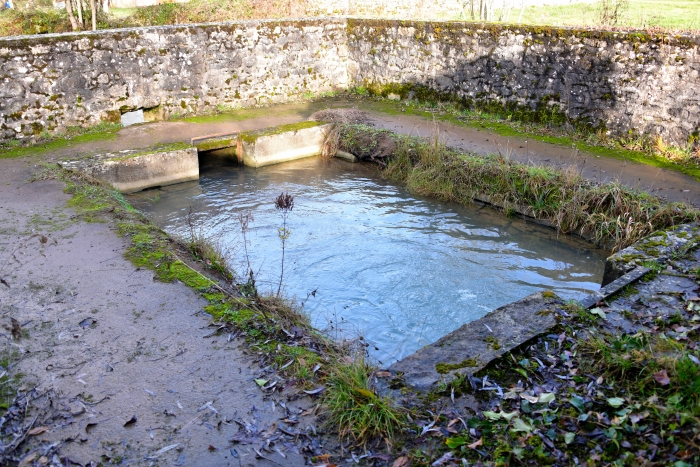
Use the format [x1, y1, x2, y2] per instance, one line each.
[436, 357, 479, 374]
[239, 121, 324, 144]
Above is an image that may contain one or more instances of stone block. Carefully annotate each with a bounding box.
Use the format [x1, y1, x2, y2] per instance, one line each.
[59, 144, 199, 193]
[237, 122, 332, 168]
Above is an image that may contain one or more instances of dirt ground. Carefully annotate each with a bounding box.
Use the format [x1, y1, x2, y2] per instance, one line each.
[0, 158, 332, 466]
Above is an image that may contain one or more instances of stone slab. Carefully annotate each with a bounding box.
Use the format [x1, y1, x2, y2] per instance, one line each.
[59, 145, 199, 193]
[191, 133, 239, 152]
[238, 122, 332, 168]
[389, 291, 561, 392]
[602, 223, 700, 285]
[579, 266, 650, 309]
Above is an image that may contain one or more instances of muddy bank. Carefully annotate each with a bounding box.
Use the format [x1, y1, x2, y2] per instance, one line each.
[0, 159, 331, 466]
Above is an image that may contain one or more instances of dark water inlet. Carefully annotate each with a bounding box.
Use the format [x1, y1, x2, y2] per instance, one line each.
[130, 157, 607, 363]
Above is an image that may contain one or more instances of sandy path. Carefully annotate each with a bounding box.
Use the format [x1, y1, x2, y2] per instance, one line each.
[0, 159, 327, 465]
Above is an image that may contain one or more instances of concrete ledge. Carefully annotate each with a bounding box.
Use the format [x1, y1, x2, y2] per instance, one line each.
[388, 291, 561, 392]
[238, 122, 332, 168]
[59, 144, 199, 193]
[191, 133, 238, 152]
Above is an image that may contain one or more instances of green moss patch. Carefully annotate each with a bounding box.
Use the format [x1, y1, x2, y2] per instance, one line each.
[239, 121, 324, 144]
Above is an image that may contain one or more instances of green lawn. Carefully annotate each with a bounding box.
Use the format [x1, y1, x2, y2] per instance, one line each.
[501, 0, 700, 31]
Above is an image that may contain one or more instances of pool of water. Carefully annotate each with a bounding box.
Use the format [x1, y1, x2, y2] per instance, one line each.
[130, 156, 607, 364]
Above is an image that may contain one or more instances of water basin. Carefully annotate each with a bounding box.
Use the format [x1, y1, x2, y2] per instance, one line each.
[130, 156, 607, 363]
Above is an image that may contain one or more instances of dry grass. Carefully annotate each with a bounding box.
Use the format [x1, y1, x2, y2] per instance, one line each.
[335, 124, 699, 251]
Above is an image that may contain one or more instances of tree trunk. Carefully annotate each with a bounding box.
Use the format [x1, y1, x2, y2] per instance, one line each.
[90, 0, 96, 31]
[76, 0, 83, 29]
[65, 0, 79, 31]
[102, 0, 108, 14]
[517, 0, 525, 23]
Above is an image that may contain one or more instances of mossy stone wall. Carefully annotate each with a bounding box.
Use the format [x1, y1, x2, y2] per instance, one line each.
[0, 19, 349, 142]
[1, 18, 699, 145]
[347, 20, 700, 142]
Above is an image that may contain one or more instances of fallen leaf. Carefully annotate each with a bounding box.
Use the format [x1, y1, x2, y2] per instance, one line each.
[375, 371, 391, 378]
[564, 432, 575, 444]
[607, 397, 625, 408]
[445, 437, 465, 448]
[28, 426, 49, 436]
[520, 393, 539, 403]
[569, 396, 585, 412]
[538, 393, 556, 404]
[431, 452, 454, 467]
[589, 307, 606, 319]
[303, 386, 326, 395]
[511, 418, 532, 433]
[354, 387, 375, 399]
[18, 453, 37, 467]
[467, 437, 483, 449]
[392, 456, 411, 467]
[254, 379, 268, 387]
[653, 369, 670, 386]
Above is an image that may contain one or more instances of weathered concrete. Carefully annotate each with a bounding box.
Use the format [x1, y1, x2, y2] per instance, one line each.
[602, 223, 700, 285]
[59, 145, 199, 193]
[389, 291, 561, 391]
[238, 121, 331, 167]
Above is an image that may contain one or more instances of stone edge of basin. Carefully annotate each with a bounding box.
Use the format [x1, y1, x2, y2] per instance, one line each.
[238, 121, 334, 168]
[602, 223, 700, 286]
[59, 145, 199, 194]
[384, 259, 664, 394]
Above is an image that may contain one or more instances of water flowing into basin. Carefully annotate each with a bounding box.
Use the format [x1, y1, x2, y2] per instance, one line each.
[130, 157, 606, 363]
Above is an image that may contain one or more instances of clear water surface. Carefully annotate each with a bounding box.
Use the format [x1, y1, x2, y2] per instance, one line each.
[130, 157, 606, 364]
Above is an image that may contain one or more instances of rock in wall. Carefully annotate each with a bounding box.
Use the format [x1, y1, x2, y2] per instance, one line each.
[347, 20, 700, 144]
[0, 19, 348, 141]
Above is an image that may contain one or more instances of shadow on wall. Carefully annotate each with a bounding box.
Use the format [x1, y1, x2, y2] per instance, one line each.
[346, 20, 700, 144]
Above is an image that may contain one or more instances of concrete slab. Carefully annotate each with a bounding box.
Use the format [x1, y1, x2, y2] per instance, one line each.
[238, 121, 332, 168]
[59, 144, 199, 193]
[388, 291, 562, 392]
[191, 132, 239, 152]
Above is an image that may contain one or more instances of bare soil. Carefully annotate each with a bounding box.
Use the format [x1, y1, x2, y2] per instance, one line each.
[0, 158, 331, 466]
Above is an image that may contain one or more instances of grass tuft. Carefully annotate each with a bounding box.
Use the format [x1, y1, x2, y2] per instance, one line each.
[323, 356, 405, 446]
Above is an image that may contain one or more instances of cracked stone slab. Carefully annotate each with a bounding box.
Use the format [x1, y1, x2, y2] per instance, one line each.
[388, 291, 562, 392]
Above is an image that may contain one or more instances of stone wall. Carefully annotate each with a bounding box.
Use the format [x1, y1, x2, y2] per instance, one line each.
[347, 20, 700, 143]
[0, 19, 348, 141]
[1, 18, 699, 145]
